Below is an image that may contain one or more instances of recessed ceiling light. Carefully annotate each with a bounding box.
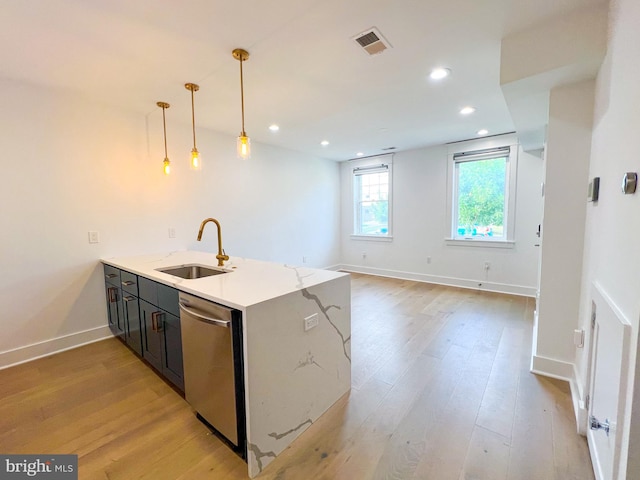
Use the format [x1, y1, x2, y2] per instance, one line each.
[268, 124, 279, 132]
[460, 106, 476, 115]
[430, 68, 451, 80]
[477, 129, 489, 136]
[320, 140, 330, 146]
[356, 152, 364, 157]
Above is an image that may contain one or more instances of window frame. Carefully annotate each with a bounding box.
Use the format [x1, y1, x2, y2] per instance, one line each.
[351, 155, 393, 241]
[446, 137, 518, 248]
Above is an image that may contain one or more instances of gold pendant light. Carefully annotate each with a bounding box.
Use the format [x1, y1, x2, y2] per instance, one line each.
[185, 83, 202, 170]
[232, 48, 251, 159]
[157, 101, 171, 175]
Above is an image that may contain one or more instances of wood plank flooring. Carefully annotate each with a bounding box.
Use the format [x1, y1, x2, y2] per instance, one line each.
[0, 273, 594, 479]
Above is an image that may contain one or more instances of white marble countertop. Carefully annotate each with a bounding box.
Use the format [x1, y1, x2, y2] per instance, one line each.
[102, 250, 348, 310]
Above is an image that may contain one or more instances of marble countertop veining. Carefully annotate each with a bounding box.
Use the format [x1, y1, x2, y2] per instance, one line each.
[102, 250, 348, 310]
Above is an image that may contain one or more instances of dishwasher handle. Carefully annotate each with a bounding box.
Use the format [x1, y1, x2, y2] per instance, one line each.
[179, 302, 231, 328]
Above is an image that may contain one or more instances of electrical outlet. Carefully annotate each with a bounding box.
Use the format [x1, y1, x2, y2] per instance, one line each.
[88, 231, 100, 244]
[427, 256, 432, 264]
[168, 228, 176, 238]
[302, 256, 308, 264]
[304, 313, 319, 331]
[484, 261, 490, 270]
[362, 252, 367, 259]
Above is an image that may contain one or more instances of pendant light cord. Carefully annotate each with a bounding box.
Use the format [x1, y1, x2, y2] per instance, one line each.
[162, 106, 168, 158]
[190, 89, 197, 148]
[240, 57, 246, 135]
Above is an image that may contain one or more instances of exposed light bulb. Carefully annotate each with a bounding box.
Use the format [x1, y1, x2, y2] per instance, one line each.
[237, 134, 251, 159]
[190, 148, 201, 170]
[163, 158, 171, 175]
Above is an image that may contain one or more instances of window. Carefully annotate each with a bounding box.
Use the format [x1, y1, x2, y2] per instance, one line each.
[448, 144, 517, 245]
[352, 159, 392, 238]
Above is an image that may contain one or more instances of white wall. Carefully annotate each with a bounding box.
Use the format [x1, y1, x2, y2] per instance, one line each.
[534, 80, 594, 378]
[574, 0, 640, 475]
[0, 78, 341, 367]
[339, 138, 542, 296]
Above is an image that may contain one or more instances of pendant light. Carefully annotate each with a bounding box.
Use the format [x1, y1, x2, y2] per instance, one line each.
[157, 101, 171, 175]
[232, 48, 250, 159]
[185, 83, 202, 170]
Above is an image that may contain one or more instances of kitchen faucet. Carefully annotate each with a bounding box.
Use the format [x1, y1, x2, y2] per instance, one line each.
[197, 218, 229, 267]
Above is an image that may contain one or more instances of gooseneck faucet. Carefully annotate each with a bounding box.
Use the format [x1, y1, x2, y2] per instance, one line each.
[197, 218, 229, 267]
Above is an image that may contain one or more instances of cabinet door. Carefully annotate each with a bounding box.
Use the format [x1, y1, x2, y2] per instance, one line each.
[105, 285, 125, 338]
[123, 294, 142, 356]
[140, 300, 163, 372]
[161, 311, 184, 391]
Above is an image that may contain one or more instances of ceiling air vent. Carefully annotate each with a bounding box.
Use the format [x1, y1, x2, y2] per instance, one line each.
[352, 27, 392, 56]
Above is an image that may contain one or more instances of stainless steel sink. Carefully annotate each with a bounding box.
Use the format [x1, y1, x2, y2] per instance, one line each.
[157, 264, 228, 279]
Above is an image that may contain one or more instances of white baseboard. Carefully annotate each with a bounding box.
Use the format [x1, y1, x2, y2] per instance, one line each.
[334, 264, 537, 297]
[530, 353, 588, 435]
[0, 325, 112, 370]
[530, 354, 574, 380]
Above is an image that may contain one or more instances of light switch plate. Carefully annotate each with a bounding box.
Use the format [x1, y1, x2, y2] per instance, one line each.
[88, 231, 100, 244]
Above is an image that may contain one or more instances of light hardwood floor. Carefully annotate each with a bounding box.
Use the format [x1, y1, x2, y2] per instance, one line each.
[0, 273, 594, 479]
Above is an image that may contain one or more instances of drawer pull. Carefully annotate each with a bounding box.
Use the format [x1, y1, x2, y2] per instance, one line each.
[122, 280, 135, 286]
[105, 273, 118, 279]
[124, 296, 135, 302]
[151, 311, 163, 332]
[108, 287, 118, 303]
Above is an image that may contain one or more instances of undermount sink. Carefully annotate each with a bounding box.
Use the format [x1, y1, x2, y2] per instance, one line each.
[157, 264, 229, 279]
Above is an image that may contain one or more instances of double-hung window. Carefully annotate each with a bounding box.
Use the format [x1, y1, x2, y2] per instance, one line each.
[352, 158, 392, 239]
[448, 142, 517, 246]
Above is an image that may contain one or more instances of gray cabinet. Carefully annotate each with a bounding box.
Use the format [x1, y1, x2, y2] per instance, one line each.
[103, 265, 183, 391]
[138, 277, 184, 391]
[121, 270, 142, 356]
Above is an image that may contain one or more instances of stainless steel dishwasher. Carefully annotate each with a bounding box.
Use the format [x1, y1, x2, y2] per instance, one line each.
[178, 292, 246, 457]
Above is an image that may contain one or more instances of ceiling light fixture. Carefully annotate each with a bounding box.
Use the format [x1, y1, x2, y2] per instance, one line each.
[269, 124, 279, 132]
[477, 129, 489, 136]
[232, 48, 251, 159]
[321, 140, 330, 146]
[356, 152, 364, 157]
[185, 83, 201, 171]
[460, 106, 476, 115]
[157, 101, 171, 175]
[430, 68, 451, 80]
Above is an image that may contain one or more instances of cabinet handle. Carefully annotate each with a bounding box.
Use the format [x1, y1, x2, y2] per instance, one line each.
[151, 311, 163, 332]
[105, 273, 117, 279]
[124, 295, 135, 302]
[122, 280, 135, 286]
[108, 287, 118, 303]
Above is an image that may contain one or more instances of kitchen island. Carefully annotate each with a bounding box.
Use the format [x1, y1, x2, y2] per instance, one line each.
[102, 250, 351, 478]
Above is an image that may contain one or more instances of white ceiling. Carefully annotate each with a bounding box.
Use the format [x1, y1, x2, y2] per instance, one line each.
[0, 0, 606, 161]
